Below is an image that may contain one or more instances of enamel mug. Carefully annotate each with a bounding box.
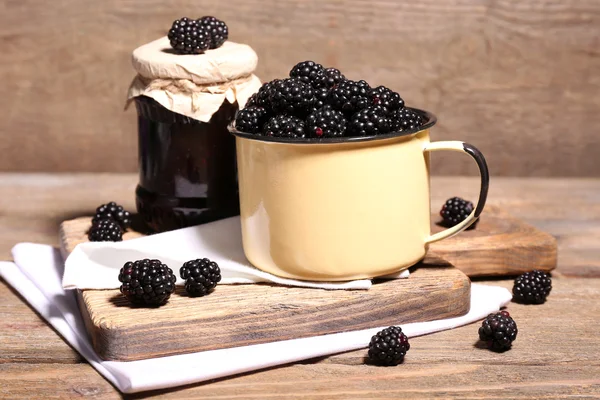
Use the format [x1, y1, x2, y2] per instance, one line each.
[230, 108, 489, 281]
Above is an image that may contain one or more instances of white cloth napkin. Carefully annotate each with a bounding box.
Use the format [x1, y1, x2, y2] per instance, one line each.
[1, 243, 512, 394]
[63, 217, 409, 291]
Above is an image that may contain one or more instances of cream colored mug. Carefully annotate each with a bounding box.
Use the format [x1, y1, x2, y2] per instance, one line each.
[230, 108, 489, 281]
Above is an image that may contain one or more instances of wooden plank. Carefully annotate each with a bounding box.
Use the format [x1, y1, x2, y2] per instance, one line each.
[427, 205, 557, 277]
[1, 278, 599, 398]
[0, 282, 82, 364]
[75, 267, 469, 361]
[1, 174, 599, 277]
[0, 363, 116, 399]
[1, 362, 599, 399]
[1, 1, 599, 176]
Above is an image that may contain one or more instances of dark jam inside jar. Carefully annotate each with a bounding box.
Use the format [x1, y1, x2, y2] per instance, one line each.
[134, 95, 239, 232]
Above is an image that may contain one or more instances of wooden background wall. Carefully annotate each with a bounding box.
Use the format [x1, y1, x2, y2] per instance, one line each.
[0, 0, 599, 176]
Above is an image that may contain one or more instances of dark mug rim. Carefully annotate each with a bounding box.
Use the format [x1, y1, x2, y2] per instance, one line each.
[229, 107, 437, 144]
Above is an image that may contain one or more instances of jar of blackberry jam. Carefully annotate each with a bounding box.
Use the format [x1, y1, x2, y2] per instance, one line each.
[127, 34, 261, 232]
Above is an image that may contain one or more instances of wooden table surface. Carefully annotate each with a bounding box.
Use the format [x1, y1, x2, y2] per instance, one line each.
[1, 174, 599, 399]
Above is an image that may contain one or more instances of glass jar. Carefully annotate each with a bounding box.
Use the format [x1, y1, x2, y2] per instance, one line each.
[134, 95, 239, 232]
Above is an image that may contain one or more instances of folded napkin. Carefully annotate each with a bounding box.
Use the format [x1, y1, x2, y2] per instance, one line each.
[1, 243, 512, 394]
[63, 217, 408, 291]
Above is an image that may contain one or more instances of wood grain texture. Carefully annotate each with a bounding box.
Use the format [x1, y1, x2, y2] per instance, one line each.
[1, 1, 599, 176]
[1, 279, 600, 398]
[1, 174, 598, 277]
[0, 283, 82, 364]
[1, 174, 599, 397]
[77, 267, 469, 361]
[59, 218, 469, 361]
[427, 205, 557, 277]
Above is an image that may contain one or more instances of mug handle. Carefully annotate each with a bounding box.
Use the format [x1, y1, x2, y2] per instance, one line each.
[423, 141, 489, 244]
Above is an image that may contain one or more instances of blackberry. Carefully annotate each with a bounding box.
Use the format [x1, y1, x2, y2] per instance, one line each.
[368, 326, 410, 366]
[306, 106, 347, 138]
[312, 68, 346, 110]
[440, 197, 478, 230]
[88, 219, 122, 242]
[390, 108, 423, 132]
[312, 87, 329, 111]
[478, 311, 518, 351]
[235, 106, 269, 134]
[289, 61, 325, 87]
[197, 16, 228, 49]
[263, 115, 306, 138]
[348, 106, 391, 136]
[314, 68, 346, 89]
[247, 79, 280, 110]
[167, 17, 211, 54]
[180, 258, 222, 297]
[513, 270, 552, 304]
[269, 78, 315, 116]
[92, 201, 131, 230]
[328, 79, 372, 115]
[311, 69, 346, 112]
[118, 259, 177, 306]
[370, 86, 404, 113]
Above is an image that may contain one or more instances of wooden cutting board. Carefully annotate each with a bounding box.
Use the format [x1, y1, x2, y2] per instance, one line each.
[75, 267, 469, 361]
[60, 219, 471, 362]
[426, 204, 557, 277]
